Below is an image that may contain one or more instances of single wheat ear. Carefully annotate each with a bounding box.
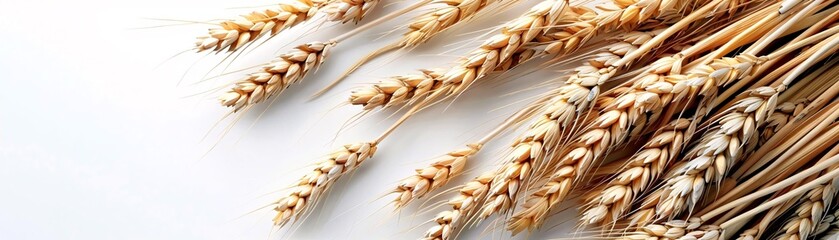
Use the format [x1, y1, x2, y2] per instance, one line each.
[220, 41, 333, 112]
[399, 0, 498, 47]
[580, 118, 692, 227]
[195, 0, 327, 52]
[273, 142, 376, 226]
[322, 0, 379, 23]
[348, 48, 536, 110]
[392, 144, 480, 208]
[422, 171, 494, 240]
[618, 218, 722, 240]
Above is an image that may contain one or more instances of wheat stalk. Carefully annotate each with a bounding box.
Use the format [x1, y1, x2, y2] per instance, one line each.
[579, 118, 692, 227]
[220, 41, 334, 111]
[195, 0, 328, 52]
[272, 142, 377, 226]
[392, 144, 481, 208]
[322, 0, 380, 23]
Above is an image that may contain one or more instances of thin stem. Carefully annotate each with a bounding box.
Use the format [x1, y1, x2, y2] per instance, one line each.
[778, 34, 839, 88]
[746, 0, 826, 55]
[766, 24, 839, 59]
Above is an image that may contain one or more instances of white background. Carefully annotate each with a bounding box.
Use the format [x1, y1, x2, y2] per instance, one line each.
[0, 0, 577, 239]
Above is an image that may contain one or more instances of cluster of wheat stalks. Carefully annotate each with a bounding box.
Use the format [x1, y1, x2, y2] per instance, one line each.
[185, 0, 839, 239]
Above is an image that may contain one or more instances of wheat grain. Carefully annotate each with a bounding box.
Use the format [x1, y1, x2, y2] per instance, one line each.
[195, 0, 328, 52]
[392, 144, 481, 208]
[220, 42, 333, 111]
[580, 118, 692, 227]
[272, 142, 376, 226]
[322, 0, 380, 23]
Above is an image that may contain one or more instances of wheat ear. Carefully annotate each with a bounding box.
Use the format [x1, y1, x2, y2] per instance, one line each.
[322, 0, 380, 23]
[422, 171, 494, 240]
[579, 118, 692, 227]
[348, 48, 536, 110]
[392, 144, 480, 208]
[195, 0, 328, 52]
[220, 42, 334, 111]
[273, 142, 377, 226]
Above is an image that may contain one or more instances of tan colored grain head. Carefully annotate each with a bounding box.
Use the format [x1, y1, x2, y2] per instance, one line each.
[422, 171, 495, 240]
[348, 48, 535, 110]
[273, 142, 376, 226]
[196, 0, 327, 52]
[400, 0, 499, 47]
[392, 144, 481, 208]
[220, 41, 334, 112]
[322, 0, 380, 23]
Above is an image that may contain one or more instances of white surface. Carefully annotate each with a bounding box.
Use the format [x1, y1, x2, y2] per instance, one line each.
[0, 1, 577, 239]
